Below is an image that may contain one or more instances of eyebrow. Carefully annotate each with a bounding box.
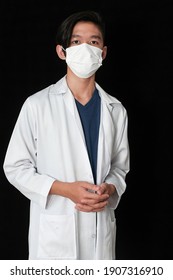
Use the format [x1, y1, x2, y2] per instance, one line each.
[71, 34, 102, 40]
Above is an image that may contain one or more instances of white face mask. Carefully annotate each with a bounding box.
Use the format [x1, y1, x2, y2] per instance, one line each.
[64, 43, 103, 78]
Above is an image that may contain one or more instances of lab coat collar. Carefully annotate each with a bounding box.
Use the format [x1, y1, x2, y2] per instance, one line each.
[52, 75, 121, 108]
[53, 75, 69, 95]
[95, 82, 121, 108]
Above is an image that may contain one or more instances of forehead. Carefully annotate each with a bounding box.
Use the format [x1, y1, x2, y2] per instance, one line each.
[71, 21, 103, 40]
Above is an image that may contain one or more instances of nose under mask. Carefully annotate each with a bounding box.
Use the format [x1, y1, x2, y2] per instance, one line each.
[64, 43, 103, 78]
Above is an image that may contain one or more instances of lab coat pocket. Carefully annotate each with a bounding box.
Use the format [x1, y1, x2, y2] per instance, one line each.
[37, 213, 77, 259]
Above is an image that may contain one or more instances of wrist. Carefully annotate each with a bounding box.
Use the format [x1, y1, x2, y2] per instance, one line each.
[108, 183, 116, 196]
[49, 180, 70, 197]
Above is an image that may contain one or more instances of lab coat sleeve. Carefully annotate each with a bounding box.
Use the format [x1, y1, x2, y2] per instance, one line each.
[105, 106, 130, 209]
[3, 98, 55, 209]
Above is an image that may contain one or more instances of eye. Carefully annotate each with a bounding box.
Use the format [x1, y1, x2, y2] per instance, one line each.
[71, 40, 80, 45]
[89, 40, 100, 46]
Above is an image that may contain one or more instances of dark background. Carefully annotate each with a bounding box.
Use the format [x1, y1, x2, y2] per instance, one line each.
[1, 0, 173, 260]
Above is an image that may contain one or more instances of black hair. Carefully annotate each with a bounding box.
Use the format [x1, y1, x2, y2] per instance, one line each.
[55, 10, 106, 49]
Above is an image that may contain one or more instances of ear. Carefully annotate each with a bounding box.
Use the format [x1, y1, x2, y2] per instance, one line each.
[56, 45, 66, 60]
[102, 46, 107, 60]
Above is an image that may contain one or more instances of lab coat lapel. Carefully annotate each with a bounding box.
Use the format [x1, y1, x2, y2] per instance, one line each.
[97, 101, 115, 184]
[63, 87, 86, 145]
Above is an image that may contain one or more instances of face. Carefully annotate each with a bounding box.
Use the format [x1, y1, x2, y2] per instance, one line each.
[70, 21, 104, 48]
[56, 21, 107, 60]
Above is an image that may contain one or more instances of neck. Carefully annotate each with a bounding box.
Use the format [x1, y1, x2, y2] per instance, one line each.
[66, 70, 96, 105]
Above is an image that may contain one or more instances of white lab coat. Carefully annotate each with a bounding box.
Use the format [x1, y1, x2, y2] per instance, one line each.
[3, 76, 130, 260]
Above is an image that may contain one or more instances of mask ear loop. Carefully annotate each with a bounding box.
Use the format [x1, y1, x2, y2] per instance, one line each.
[61, 46, 66, 58]
[61, 46, 66, 52]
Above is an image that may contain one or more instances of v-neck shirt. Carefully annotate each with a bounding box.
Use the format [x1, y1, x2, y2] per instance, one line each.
[75, 89, 101, 184]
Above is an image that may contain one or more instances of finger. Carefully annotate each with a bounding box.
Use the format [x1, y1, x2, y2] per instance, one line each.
[92, 200, 108, 209]
[84, 184, 100, 193]
[97, 184, 107, 195]
[76, 200, 108, 210]
[75, 203, 106, 212]
[83, 191, 109, 200]
[81, 195, 109, 205]
[75, 204, 93, 212]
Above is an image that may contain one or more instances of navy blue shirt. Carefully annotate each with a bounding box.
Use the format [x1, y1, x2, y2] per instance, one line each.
[75, 89, 101, 183]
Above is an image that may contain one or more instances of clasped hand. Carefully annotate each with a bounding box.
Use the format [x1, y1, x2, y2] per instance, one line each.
[68, 181, 114, 212]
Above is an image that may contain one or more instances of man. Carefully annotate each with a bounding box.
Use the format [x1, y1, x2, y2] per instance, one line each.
[3, 10, 130, 259]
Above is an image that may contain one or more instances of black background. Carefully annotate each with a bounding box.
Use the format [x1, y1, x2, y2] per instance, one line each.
[1, 0, 173, 260]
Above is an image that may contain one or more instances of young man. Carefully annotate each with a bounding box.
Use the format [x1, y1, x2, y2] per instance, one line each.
[3, 10, 130, 260]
